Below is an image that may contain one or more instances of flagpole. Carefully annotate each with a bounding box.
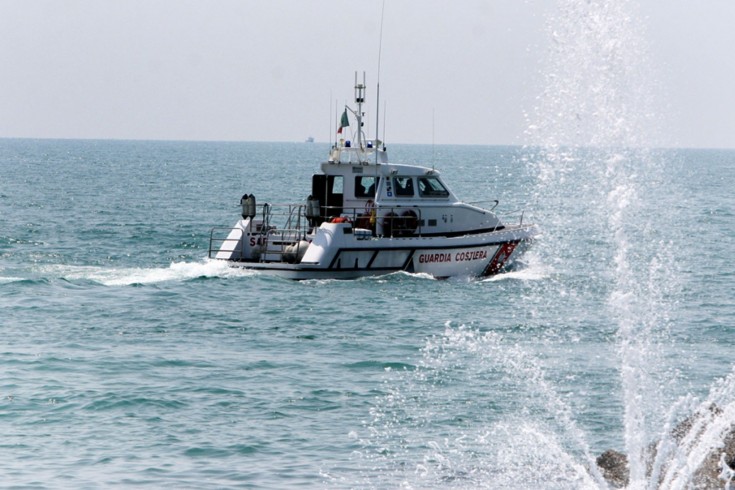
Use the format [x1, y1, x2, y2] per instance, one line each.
[329, 91, 333, 147]
[432, 107, 436, 171]
[375, 81, 380, 164]
[335, 100, 339, 145]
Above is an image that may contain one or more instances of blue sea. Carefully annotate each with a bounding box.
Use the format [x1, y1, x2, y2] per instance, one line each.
[1, 139, 733, 488]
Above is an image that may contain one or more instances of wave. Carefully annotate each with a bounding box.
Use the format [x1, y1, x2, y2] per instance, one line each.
[481, 256, 550, 282]
[0, 276, 49, 286]
[300, 270, 437, 286]
[482, 268, 549, 282]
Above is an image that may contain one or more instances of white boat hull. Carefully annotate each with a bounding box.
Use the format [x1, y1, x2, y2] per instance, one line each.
[218, 222, 537, 280]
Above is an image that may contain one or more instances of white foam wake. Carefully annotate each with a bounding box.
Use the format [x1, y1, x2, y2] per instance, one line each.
[0, 276, 24, 284]
[482, 259, 550, 282]
[44, 259, 254, 286]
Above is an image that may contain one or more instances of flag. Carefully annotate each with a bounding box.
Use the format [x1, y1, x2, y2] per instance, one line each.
[337, 109, 349, 134]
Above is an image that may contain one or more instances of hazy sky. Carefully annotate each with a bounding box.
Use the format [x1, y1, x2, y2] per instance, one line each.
[1, 1, 734, 148]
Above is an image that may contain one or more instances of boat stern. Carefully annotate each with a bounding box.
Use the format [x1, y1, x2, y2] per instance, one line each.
[210, 218, 265, 261]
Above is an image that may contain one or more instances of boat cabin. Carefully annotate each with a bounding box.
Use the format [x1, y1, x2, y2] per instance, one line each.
[310, 159, 502, 237]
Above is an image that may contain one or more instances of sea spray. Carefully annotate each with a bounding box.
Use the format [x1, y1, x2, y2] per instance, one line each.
[360, 323, 607, 488]
[350, 0, 735, 487]
[522, 0, 735, 488]
[654, 369, 735, 489]
[525, 0, 680, 486]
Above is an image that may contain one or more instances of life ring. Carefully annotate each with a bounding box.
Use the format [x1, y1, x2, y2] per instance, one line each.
[331, 216, 349, 223]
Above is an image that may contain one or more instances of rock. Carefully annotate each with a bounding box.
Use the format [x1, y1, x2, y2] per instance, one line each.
[597, 405, 735, 489]
[596, 449, 629, 488]
[690, 426, 735, 489]
[667, 404, 735, 489]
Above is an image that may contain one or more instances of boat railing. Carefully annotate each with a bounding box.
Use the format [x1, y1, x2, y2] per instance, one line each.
[498, 208, 527, 228]
[261, 226, 307, 262]
[466, 199, 531, 229]
[245, 202, 311, 235]
[283, 203, 306, 231]
[248, 202, 423, 237]
[211, 202, 437, 260]
[468, 199, 500, 211]
[319, 204, 423, 237]
[208, 226, 244, 259]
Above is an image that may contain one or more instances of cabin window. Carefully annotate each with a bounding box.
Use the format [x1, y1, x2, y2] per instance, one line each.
[312, 174, 344, 221]
[331, 175, 343, 195]
[355, 176, 379, 198]
[393, 176, 414, 197]
[418, 176, 449, 197]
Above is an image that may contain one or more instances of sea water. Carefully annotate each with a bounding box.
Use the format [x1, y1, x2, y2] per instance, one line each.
[1, 139, 733, 488]
[3, 0, 735, 486]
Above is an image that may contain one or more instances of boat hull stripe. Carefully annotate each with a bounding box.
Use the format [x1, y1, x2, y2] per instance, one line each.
[482, 240, 520, 276]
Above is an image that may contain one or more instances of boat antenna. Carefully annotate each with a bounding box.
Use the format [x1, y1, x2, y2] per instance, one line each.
[375, 0, 386, 164]
[382, 100, 387, 147]
[354, 71, 366, 152]
[432, 107, 436, 171]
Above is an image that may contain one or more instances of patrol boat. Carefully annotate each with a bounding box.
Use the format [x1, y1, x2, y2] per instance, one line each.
[208, 75, 538, 280]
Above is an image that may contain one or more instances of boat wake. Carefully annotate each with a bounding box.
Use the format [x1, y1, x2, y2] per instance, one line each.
[300, 270, 438, 286]
[0, 274, 27, 285]
[39, 259, 255, 286]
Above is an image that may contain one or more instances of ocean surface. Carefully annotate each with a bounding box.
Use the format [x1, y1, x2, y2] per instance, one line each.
[1, 139, 733, 488]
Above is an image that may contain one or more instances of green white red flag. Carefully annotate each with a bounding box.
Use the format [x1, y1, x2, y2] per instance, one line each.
[337, 110, 349, 134]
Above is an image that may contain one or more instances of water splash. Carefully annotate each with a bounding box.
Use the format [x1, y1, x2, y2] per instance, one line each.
[526, 0, 657, 150]
[480, 255, 550, 282]
[359, 323, 607, 488]
[526, 0, 735, 488]
[355, 1, 735, 489]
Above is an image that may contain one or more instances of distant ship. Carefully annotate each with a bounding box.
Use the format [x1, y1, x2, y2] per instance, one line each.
[305, 136, 314, 143]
